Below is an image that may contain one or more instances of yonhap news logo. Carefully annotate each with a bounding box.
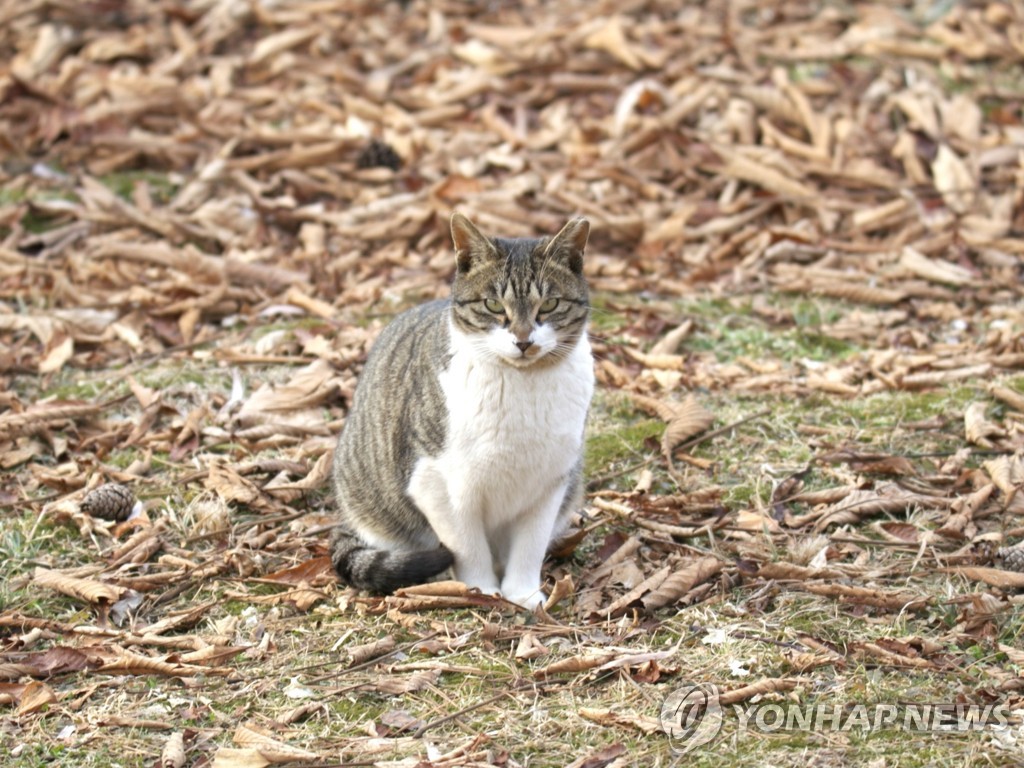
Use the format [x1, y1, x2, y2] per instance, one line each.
[660, 683, 724, 754]
[659, 683, 1013, 754]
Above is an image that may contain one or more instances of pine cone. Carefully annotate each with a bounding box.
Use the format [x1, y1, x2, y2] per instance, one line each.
[80, 483, 135, 522]
[996, 542, 1024, 573]
[356, 139, 402, 171]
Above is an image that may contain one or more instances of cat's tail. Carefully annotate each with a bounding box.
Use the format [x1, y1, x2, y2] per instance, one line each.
[329, 527, 454, 593]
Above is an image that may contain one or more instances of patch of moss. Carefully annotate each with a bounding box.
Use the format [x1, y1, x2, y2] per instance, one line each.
[835, 386, 976, 429]
[587, 292, 634, 334]
[1002, 376, 1024, 393]
[0, 186, 28, 207]
[585, 406, 661, 480]
[100, 170, 179, 204]
[101, 449, 146, 471]
[136, 365, 234, 399]
[689, 320, 858, 364]
[42, 375, 127, 403]
[20, 207, 67, 234]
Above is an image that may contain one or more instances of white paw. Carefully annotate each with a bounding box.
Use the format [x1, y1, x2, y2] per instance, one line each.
[503, 588, 547, 610]
[461, 578, 501, 596]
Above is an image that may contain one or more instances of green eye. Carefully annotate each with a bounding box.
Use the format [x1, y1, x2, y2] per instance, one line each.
[539, 298, 559, 314]
[483, 298, 505, 314]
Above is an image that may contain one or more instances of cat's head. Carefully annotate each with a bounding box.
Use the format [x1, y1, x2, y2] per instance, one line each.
[449, 213, 590, 368]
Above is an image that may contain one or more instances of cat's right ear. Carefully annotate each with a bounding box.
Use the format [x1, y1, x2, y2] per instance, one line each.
[451, 213, 493, 273]
[545, 216, 590, 275]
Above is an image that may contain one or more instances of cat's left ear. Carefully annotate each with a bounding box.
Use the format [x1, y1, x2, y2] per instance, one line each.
[545, 217, 589, 275]
[451, 213, 495, 272]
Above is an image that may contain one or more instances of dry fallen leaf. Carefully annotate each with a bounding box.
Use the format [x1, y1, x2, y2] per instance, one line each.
[899, 247, 975, 286]
[16, 680, 57, 716]
[718, 678, 799, 706]
[364, 669, 441, 695]
[640, 557, 722, 611]
[38, 334, 74, 375]
[988, 385, 1024, 413]
[514, 632, 548, 661]
[0, 647, 93, 680]
[649, 320, 694, 356]
[543, 573, 575, 611]
[714, 145, 818, 201]
[801, 583, 930, 612]
[263, 556, 334, 587]
[533, 652, 618, 679]
[949, 567, 1024, 591]
[578, 707, 663, 734]
[2, 0, 1024, 759]
[630, 393, 714, 460]
[931, 143, 976, 214]
[209, 748, 271, 768]
[757, 562, 845, 581]
[583, 16, 643, 70]
[230, 724, 320, 763]
[875, 521, 923, 544]
[161, 732, 186, 768]
[983, 455, 1023, 502]
[262, 451, 333, 502]
[346, 635, 396, 667]
[33, 567, 126, 605]
[964, 401, 1003, 448]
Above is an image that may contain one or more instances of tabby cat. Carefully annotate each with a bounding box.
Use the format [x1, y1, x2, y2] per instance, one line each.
[330, 213, 594, 608]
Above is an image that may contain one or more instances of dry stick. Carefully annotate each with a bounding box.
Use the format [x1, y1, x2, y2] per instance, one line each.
[829, 535, 929, 549]
[300, 631, 441, 682]
[674, 407, 772, 455]
[179, 458, 311, 485]
[412, 689, 511, 738]
[149, 580, 197, 608]
[898, 449, 1013, 459]
[666, 408, 772, 487]
[413, 677, 578, 739]
[148, 565, 228, 607]
[183, 509, 309, 544]
[1, 490, 62, 509]
[587, 455, 657, 489]
[589, 408, 772, 489]
[101, 337, 224, 385]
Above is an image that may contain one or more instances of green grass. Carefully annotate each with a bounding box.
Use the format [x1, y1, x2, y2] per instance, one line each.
[585, 392, 662, 481]
[688, 314, 859, 363]
[3, 291, 1019, 767]
[99, 171, 180, 204]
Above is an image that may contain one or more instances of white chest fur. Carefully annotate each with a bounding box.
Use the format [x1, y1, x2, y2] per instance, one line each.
[405, 322, 594, 605]
[437, 325, 594, 519]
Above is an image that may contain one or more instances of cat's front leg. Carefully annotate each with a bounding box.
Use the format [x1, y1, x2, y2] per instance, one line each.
[408, 460, 500, 595]
[442, 505, 500, 596]
[499, 489, 567, 609]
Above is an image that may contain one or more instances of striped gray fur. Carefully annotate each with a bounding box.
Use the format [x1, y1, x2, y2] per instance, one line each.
[330, 214, 591, 596]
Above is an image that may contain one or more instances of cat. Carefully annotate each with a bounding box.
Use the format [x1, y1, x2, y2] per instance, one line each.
[329, 212, 594, 609]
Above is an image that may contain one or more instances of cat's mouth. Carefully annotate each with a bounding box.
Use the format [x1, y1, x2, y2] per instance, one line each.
[504, 349, 545, 367]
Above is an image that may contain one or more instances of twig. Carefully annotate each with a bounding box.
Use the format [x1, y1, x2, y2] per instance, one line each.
[586, 455, 658, 489]
[588, 408, 772, 490]
[673, 408, 772, 455]
[301, 631, 441, 682]
[183, 509, 310, 544]
[413, 679, 562, 738]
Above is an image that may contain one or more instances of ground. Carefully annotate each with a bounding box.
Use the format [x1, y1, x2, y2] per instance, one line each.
[1, 1, 1024, 766]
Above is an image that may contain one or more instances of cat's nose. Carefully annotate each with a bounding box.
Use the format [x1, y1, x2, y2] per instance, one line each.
[515, 340, 533, 353]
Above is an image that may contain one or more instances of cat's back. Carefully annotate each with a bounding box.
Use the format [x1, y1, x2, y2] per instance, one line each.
[356, 299, 450, 393]
[336, 299, 451, 480]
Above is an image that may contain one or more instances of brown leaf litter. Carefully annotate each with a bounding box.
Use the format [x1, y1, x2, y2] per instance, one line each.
[2, 0, 1024, 764]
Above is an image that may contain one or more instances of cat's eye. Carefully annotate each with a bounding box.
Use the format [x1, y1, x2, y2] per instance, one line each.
[538, 298, 559, 314]
[483, 298, 505, 314]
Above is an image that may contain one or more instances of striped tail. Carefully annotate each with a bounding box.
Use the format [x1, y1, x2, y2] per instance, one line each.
[329, 527, 454, 593]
